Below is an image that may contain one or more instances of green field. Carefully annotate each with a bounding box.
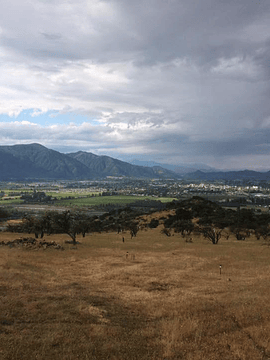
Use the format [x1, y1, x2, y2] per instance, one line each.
[54, 195, 175, 207]
[0, 189, 31, 205]
[46, 191, 100, 199]
[0, 194, 175, 207]
[0, 198, 23, 205]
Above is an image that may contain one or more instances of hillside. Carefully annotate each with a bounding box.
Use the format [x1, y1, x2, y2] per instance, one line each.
[68, 151, 177, 179]
[0, 148, 49, 180]
[0, 202, 270, 359]
[0, 144, 96, 180]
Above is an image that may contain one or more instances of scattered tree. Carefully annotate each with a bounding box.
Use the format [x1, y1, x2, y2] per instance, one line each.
[200, 226, 222, 244]
[51, 211, 80, 245]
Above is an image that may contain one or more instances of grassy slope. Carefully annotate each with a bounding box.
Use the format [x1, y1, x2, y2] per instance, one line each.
[0, 224, 270, 359]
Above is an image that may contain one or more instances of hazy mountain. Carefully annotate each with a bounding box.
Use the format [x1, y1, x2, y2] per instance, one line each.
[184, 170, 270, 181]
[130, 159, 217, 174]
[0, 144, 178, 180]
[67, 151, 177, 178]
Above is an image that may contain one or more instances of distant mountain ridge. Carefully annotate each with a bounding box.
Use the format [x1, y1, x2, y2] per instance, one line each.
[130, 159, 217, 174]
[184, 170, 270, 181]
[67, 151, 177, 178]
[0, 143, 178, 180]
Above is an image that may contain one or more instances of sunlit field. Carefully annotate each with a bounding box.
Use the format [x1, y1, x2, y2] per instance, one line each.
[0, 220, 270, 359]
[54, 195, 175, 207]
[0, 193, 175, 207]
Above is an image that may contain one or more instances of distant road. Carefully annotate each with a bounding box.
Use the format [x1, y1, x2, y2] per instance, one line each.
[8, 204, 67, 212]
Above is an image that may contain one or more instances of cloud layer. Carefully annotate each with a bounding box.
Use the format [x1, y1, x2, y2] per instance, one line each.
[1, 0, 270, 169]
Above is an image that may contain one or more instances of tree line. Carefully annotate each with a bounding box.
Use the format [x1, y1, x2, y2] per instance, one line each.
[6, 207, 141, 245]
[3, 196, 270, 245]
[163, 197, 270, 244]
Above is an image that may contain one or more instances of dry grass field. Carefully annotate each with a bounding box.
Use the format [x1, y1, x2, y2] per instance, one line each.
[0, 219, 270, 359]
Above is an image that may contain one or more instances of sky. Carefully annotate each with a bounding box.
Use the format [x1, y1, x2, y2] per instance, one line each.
[0, 0, 270, 170]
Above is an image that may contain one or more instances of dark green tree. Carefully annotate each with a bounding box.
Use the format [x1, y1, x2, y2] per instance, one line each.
[51, 211, 79, 245]
[200, 226, 222, 244]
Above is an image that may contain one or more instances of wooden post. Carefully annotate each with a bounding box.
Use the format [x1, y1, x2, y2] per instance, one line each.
[219, 264, 222, 275]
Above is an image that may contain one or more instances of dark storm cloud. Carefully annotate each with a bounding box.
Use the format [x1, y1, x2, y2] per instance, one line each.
[0, 0, 270, 169]
[40, 32, 62, 41]
[1, 0, 269, 66]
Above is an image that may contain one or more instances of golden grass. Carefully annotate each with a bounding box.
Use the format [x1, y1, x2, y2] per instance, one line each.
[0, 226, 270, 359]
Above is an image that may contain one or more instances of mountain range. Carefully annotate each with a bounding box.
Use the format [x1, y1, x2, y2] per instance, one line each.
[0, 143, 269, 181]
[0, 143, 178, 180]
